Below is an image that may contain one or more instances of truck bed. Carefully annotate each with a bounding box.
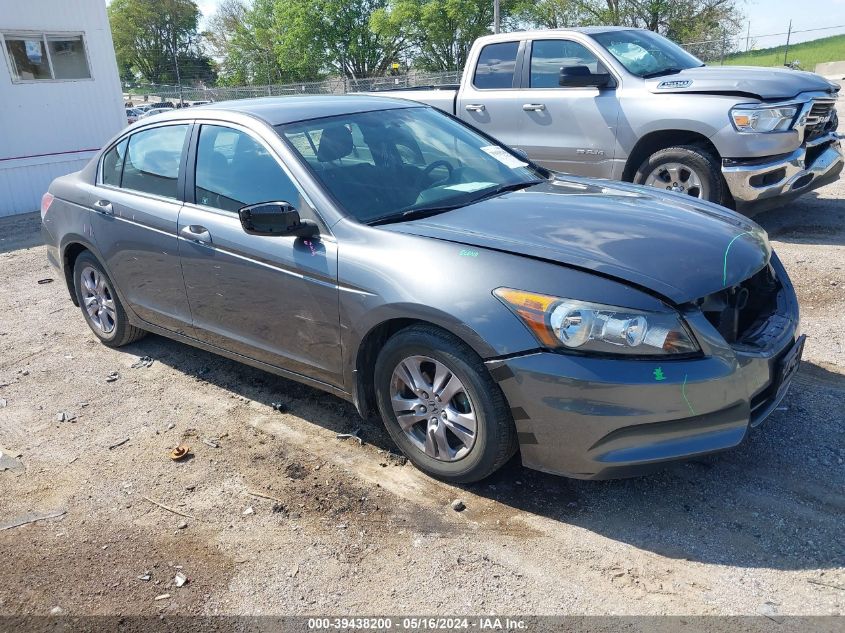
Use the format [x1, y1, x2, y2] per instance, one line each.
[364, 86, 458, 115]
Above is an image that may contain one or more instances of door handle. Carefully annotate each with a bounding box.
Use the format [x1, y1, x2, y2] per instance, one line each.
[93, 199, 113, 215]
[180, 225, 212, 245]
[522, 103, 546, 111]
[465, 103, 486, 112]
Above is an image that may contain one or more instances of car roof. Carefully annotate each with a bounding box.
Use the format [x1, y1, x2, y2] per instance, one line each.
[151, 95, 419, 126]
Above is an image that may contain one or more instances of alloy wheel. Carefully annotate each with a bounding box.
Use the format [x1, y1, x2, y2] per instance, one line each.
[389, 355, 477, 462]
[79, 266, 117, 334]
[644, 162, 705, 198]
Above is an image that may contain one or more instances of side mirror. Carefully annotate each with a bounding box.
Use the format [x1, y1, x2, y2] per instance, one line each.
[559, 65, 613, 88]
[238, 202, 318, 238]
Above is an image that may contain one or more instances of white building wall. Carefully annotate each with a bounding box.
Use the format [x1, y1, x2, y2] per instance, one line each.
[0, 0, 125, 216]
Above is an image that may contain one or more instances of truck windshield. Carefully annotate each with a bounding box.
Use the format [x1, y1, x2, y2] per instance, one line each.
[590, 30, 704, 78]
[278, 107, 546, 225]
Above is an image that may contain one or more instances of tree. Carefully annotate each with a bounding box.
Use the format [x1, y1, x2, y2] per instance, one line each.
[108, 0, 214, 85]
[273, 0, 411, 80]
[374, 0, 498, 71]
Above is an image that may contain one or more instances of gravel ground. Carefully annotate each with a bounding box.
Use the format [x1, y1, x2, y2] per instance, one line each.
[0, 177, 843, 618]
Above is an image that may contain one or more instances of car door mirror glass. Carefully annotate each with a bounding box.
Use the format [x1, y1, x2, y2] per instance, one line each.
[559, 65, 613, 88]
[238, 202, 318, 238]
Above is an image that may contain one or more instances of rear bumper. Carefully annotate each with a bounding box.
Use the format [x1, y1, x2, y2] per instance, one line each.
[721, 133, 843, 212]
[487, 274, 801, 479]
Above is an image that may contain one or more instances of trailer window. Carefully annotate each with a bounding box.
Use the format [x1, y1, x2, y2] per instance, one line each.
[3, 33, 91, 82]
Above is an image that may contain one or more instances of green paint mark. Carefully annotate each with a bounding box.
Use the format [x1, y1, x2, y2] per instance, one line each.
[459, 249, 479, 258]
[682, 374, 696, 416]
[723, 231, 753, 286]
[653, 367, 666, 381]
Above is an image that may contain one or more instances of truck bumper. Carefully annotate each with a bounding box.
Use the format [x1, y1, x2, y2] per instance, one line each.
[721, 133, 843, 212]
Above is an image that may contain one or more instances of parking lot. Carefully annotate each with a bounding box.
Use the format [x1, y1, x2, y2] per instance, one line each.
[0, 177, 843, 617]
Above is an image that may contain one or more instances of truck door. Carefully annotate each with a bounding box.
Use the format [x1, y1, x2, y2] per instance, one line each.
[457, 40, 527, 152]
[517, 38, 620, 178]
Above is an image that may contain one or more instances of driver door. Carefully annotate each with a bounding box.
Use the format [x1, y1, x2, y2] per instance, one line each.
[517, 38, 621, 178]
[177, 122, 342, 387]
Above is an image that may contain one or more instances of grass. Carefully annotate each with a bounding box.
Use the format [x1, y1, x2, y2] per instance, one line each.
[721, 34, 845, 71]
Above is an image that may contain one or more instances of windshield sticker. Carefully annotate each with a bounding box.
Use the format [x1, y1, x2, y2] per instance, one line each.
[443, 182, 497, 192]
[479, 146, 528, 169]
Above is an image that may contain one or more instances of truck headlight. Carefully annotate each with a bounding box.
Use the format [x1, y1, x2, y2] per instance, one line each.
[730, 105, 798, 133]
[494, 288, 699, 356]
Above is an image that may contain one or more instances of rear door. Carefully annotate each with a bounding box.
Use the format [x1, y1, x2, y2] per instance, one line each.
[177, 122, 342, 386]
[517, 38, 620, 178]
[457, 40, 527, 151]
[91, 123, 194, 334]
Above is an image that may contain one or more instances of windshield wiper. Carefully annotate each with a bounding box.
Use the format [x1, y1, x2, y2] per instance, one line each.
[469, 179, 542, 203]
[367, 180, 542, 227]
[367, 202, 470, 226]
[641, 67, 685, 79]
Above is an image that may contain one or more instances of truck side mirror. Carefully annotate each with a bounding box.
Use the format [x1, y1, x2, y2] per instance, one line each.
[238, 202, 319, 238]
[559, 65, 614, 89]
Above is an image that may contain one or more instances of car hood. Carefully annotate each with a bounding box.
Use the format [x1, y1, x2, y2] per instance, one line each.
[646, 65, 839, 100]
[384, 178, 771, 305]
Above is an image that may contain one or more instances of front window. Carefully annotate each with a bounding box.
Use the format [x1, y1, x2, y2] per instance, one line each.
[3, 33, 91, 81]
[590, 30, 703, 78]
[278, 107, 546, 225]
[194, 124, 302, 212]
[530, 40, 601, 88]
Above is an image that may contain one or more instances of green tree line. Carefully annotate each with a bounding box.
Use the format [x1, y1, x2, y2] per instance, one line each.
[110, 0, 743, 87]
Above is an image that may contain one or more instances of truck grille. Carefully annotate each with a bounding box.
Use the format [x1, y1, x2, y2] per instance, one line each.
[698, 265, 781, 346]
[804, 100, 837, 142]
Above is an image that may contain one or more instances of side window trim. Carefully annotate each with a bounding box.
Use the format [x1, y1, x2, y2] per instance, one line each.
[188, 120, 320, 220]
[525, 38, 620, 89]
[97, 122, 193, 204]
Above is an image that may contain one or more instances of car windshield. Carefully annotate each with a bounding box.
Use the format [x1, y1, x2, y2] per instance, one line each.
[277, 107, 546, 224]
[590, 30, 704, 78]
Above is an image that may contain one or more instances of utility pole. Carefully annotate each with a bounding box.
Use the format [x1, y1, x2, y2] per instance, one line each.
[173, 46, 184, 107]
[783, 19, 792, 66]
[493, 0, 500, 34]
[745, 21, 751, 52]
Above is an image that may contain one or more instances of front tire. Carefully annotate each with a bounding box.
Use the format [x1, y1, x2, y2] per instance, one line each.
[634, 145, 728, 206]
[73, 251, 146, 348]
[373, 325, 517, 483]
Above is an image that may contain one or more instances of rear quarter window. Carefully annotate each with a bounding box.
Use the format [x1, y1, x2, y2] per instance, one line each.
[101, 139, 127, 187]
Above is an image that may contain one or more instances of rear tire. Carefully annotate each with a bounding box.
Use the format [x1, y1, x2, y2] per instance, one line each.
[73, 251, 146, 348]
[373, 324, 517, 483]
[634, 145, 728, 206]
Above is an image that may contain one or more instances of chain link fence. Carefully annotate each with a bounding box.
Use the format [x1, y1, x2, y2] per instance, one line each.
[126, 70, 462, 105]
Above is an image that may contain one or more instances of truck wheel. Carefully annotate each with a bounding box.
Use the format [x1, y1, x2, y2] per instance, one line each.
[373, 324, 518, 483]
[634, 145, 727, 205]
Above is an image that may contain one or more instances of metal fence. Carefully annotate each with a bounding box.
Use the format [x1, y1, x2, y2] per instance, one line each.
[126, 70, 462, 105]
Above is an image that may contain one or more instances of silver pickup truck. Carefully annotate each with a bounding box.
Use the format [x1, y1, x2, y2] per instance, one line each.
[382, 27, 842, 211]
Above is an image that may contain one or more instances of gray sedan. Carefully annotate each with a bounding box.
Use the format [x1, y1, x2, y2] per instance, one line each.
[41, 96, 803, 482]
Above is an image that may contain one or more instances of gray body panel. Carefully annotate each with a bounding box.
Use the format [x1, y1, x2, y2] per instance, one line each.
[380, 28, 842, 205]
[43, 97, 801, 479]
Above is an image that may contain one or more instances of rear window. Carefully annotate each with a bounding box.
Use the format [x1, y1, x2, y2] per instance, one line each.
[473, 41, 519, 89]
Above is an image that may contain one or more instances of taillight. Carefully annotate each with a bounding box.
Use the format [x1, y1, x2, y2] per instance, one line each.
[41, 192, 54, 220]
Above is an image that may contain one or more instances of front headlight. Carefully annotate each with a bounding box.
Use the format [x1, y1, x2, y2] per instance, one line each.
[730, 105, 797, 133]
[494, 288, 699, 356]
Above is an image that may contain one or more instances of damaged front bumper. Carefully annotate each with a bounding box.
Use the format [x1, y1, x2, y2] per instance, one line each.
[722, 132, 843, 212]
[485, 264, 801, 480]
